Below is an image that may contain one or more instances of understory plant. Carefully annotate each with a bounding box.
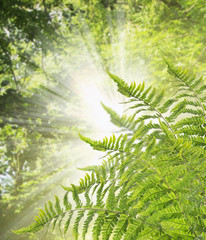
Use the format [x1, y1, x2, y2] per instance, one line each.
[14, 62, 206, 239]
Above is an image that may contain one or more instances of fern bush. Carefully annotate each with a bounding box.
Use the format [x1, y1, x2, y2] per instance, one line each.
[14, 63, 206, 239]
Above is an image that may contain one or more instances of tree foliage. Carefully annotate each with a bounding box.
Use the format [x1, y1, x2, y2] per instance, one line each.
[15, 63, 206, 239]
[0, 1, 81, 239]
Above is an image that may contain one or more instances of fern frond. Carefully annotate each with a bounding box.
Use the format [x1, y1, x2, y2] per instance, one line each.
[166, 60, 206, 120]
[79, 133, 138, 158]
[101, 103, 136, 132]
[107, 71, 145, 99]
[15, 64, 206, 239]
[13, 223, 43, 234]
[134, 121, 161, 139]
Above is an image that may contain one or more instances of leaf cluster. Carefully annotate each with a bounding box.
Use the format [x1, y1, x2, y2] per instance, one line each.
[14, 63, 206, 239]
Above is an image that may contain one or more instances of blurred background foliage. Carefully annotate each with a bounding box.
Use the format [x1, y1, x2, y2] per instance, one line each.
[1, 0, 206, 239]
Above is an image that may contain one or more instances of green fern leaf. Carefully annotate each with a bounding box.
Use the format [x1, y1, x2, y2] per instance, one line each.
[82, 210, 95, 239]
[113, 214, 128, 240]
[73, 210, 84, 240]
[102, 213, 119, 240]
[55, 195, 62, 214]
[92, 213, 105, 240]
[63, 192, 72, 210]
[64, 211, 73, 235]
[48, 201, 56, 217]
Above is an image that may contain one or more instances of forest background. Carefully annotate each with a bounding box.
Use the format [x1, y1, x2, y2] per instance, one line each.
[1, 0, 206, 239]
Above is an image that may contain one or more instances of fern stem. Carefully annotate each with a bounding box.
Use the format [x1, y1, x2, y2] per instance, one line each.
[39, 207, 164, 234]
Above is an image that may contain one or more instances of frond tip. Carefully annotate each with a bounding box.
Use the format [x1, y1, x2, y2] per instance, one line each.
[13, 223, 43, 234]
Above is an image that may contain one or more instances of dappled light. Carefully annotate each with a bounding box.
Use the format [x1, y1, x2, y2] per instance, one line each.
[1, 1, 206, 240]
